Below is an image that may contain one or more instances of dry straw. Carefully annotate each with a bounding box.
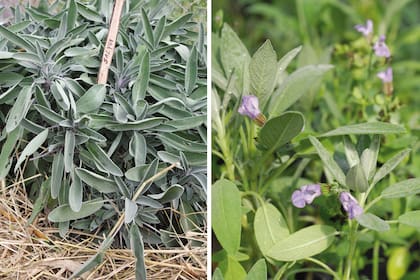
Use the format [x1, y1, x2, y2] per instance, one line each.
[0, 176, 207, 279]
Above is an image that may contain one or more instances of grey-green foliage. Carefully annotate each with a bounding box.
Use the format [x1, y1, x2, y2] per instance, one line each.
[0, 0, 206, 274]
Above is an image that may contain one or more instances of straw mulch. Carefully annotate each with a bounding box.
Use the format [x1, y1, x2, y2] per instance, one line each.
[0, 177, 207, 280]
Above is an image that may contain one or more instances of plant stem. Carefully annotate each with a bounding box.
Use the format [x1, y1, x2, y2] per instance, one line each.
[306, 257, 341, 280]
[344, 221, 359, 280]
[373, 239, 380, 280]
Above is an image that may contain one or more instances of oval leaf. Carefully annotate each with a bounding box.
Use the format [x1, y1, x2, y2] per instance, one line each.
[212, 179, 241, 255]
[75, 168, 118, 193]
[398, 211, 420, 229]
[381, 178, 420, 199]
[76, 84, 106, 114]
[259, 111, 304, 150]
[48, 198, 104, 222]
[14, 128, 48, 173]
[267, 225, 336, 261]
[6, 86, 33, 133]
[254, 203, 289, 255]
[356, 213, 390, 232]
[346, 163, 369, 192]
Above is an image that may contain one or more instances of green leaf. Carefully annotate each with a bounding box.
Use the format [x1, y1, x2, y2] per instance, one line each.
[0, 128, 21, 178]
[372, 149, 411, 186]
[249, 40, 278, 106]
[51, 152, 64, 199]
[28, 179, 50, 224]
[213, 268, 224, 280]
[269, 64, 333, 115]
[321, 122, 406, 137]
[106, 117, 166, 131]
[0, 25, 35, 52]
[130, 223, 147, 280]
[14, 128, 48, 173]
[69, 173, 83, 212]
[245, 259, 267, 280]
[76, 84, 106, 114]
[33, 104, 66, 124]
[360, 135, 380, 180]
[356, 213, 390, 232]
[346, 163, 369, 192]
[220, 24, 251, 97]
[64, 130, 75, 173]
[129, 132, 147, 166]
[125, 198, 138, 224]
[148, 184, 184, 203]
[309, 136, 346, 186]
[212, 179, 241, 255]
[398, 211, 420, 229]
[254, 203, 289, 255]
[64, 47, 98, 57]
[381, 178, 420, 199]
[162, 13, 192, 38]
[48, 198, 104, 222]
[258, 111, 304, 150]
[278, 45, 302, 74]
[51, 81, 70, 111]
[76, 3, 103, 22]
[132, 51, 150, 105]
[75, 168, 118, 193]
[141, 8, 154, 47]
[343, 136, 359, 167]
[67, 0, 77, 30]
[219, 255, 247, 280]
[86, 142, 123, 176]
[153, 16, 166, 47]
[185, 45, 197, 96]
[267, 225, 336, 261]
[6, 86, 33, 133]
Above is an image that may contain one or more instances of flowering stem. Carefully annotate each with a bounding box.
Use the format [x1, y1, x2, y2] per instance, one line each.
[344, 220, 359, 280]
[373, 239, 380, 280]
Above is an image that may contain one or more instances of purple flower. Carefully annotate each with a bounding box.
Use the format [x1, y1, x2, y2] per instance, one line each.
[373, 35, 391, 58]
[355, 19, 373, 37]
[238, 95, 261, 119]
[291, 184, 321, 208]
[377, 67, 393, 83]
[339, 192, 363, 219]
[238, 95, 266, 126]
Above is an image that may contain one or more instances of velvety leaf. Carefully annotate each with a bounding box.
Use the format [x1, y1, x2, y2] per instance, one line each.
[219, 255, 247, 280]
[148, 184, 184, 203]
[245, 259, 267, 280]
[75, 168, 118, 193]
[86, 142, 123, 176]
[67, 0, 77, 30]
[125, 198, 138, 224]
[132, 51, 150, 105]
[0, 128, 21, 178]
[69, 173, 83, 212]
[254, 203, 289, 255]
[249, 40, 278, 106]
[360, 135, 380, 180]
[346, 163, 369, 192]
[278, 45, 302, 74]
[51, 152, 64, 199]
[51, 81, 70, 111]
[64, 130, 75, 173]
[321, 122, 406, 137]
[372, 149, 411, 186]
[76, 84, 106, 114]
[381, 178, 420, 198]
[212, 179, 241, 255]
[309, 136, 346, 186]
[14, 129, 48, 173]
[398, 211, 420, 229]
[269, 65, 333, 115]
[5, 86, 33, 133]
[185, 45, 197, 96]
[258, 111, 304, 150]
[356, 213, 390, 232]
[0, 25, 35, 52]
[267, 225, 336, 261]
[48, 198, 104, 222]
[130, 223, 147, 280]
